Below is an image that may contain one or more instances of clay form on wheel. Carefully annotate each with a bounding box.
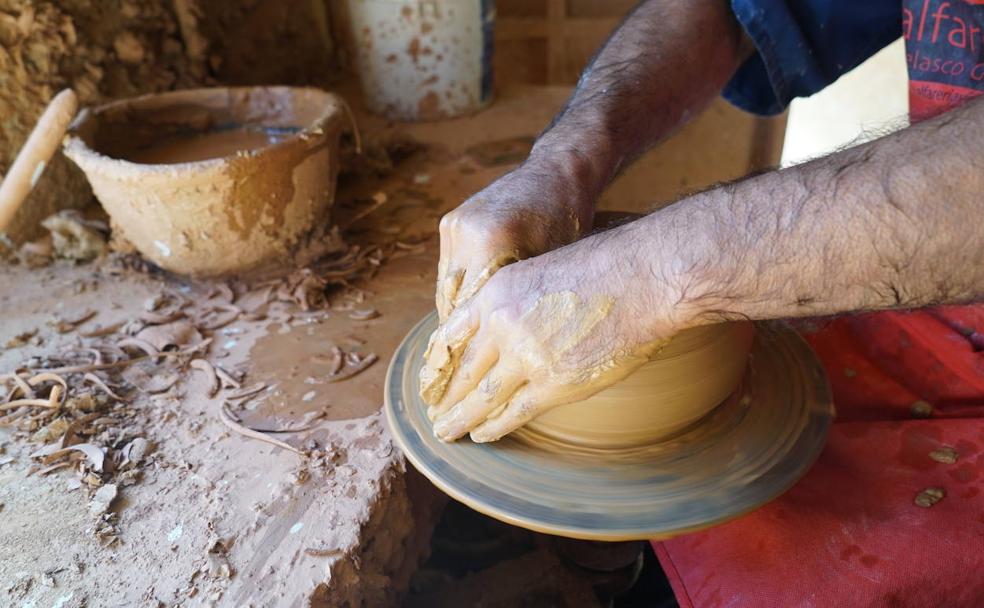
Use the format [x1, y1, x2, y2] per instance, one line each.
[385, 311, 834, 541]
[518, 321, 755, 451]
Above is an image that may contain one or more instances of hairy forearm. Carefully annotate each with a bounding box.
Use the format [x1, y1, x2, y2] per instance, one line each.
[530, 0, 750, 201]
[623, 95, 984, 331]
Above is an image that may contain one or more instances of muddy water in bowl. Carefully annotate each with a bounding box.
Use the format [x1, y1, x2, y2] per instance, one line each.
[123, 127, 299, 165]
[64, 87, 351, 276]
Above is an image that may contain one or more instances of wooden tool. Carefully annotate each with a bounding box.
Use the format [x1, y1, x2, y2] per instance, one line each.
[0, 89, 78, 234]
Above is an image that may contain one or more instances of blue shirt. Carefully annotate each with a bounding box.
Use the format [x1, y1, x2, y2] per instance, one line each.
[724, 0, 902, 115]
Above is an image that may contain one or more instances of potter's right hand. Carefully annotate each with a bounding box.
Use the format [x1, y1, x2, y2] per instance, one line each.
[419, 220, 683, 443]
[435, 158, 596, 321]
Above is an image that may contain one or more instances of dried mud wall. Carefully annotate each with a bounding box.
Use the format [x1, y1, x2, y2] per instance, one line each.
[0, 0, 338, 242]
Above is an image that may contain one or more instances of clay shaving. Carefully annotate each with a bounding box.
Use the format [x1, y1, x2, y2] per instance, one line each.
[190, 359, 220, 397]
[914, 487, 946, 508]
[83, 372, 125, 401]
[328, 352, 378, 383]
[218, 402, 304, 456]
[215, 366, 242, 389]
[224, 382, 267, 400]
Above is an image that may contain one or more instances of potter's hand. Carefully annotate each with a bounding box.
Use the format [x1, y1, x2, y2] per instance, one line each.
[420, 229, 679, 442]
[435, 159, 595, 321]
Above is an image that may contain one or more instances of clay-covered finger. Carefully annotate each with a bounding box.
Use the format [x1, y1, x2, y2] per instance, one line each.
[436, 266, 464, 322]
[435, 216, 456, 321]
[468, 385, 554, 443]
[427, 334, 498, 422]
[432, 366, 526, 441]
[451, 252, 518, 310]
[418, 305, 478, 405]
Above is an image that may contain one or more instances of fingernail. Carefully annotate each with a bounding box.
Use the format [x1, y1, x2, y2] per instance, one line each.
[433, 413, 465, 441]
[469, 430, 492, 443]
[433, 418, 452, 438]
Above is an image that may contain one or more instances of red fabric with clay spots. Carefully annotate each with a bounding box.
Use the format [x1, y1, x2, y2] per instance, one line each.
[653, 308, 984, 607]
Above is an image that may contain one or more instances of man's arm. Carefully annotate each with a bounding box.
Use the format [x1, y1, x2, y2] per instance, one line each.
[422, 95, 984, 443]
[631, 96, 984, 332]
[531, 0, 754, 200]
[434, 0, 751, 319]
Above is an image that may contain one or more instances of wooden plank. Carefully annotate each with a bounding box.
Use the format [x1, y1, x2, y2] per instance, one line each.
[497, 16, 620, 41]
[496, 17, 549, 40]
[498, 0, 548, 18]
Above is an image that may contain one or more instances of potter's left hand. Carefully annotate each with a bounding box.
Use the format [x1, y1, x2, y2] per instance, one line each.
[419, 228, 683, 442]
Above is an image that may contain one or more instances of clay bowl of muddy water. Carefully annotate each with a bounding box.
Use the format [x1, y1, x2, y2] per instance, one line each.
[512, 321, 756, 452]
[64, 87, 350, 276]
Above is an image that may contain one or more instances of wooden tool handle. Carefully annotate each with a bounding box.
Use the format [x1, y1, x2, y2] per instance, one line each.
[0, 89, 79, 234]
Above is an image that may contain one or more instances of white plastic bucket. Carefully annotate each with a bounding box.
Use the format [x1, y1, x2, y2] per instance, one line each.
[345, 0, 495, 121]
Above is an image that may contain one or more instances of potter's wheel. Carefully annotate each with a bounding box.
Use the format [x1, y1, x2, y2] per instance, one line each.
[385, 312, 834, 541]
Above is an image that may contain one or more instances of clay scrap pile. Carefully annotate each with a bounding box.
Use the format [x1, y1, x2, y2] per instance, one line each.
[1, 209, 108, 267]
[1, 315, 206, 547]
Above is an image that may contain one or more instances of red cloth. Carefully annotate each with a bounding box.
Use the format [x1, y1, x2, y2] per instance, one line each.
[653, 308, 984, 606]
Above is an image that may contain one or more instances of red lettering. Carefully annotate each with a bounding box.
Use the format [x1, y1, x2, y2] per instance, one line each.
[932, 2, 951, 43]
[949, 16, 968, 47]
[918, 0, 931, 40]
[908, 2, 984, 52]
[971, 62, 984, 80]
